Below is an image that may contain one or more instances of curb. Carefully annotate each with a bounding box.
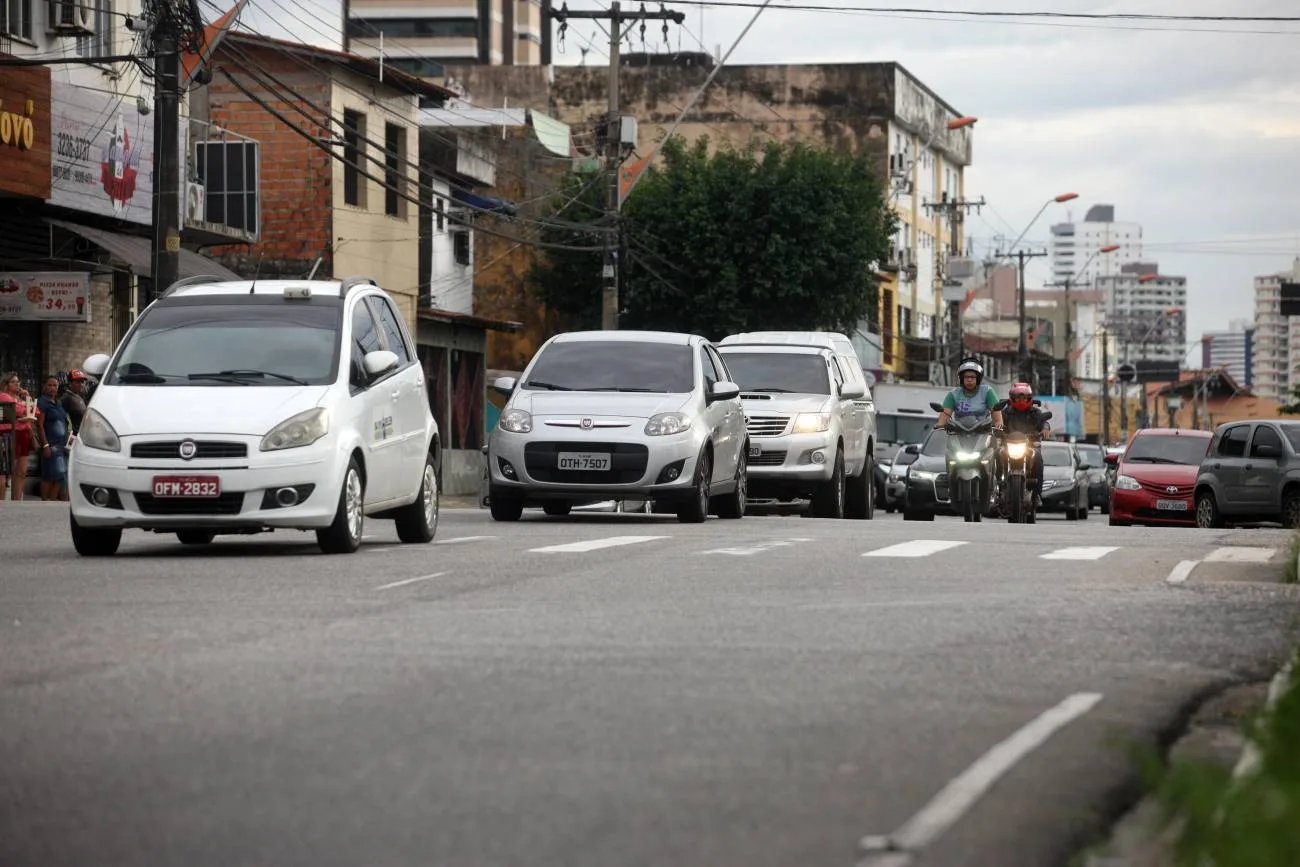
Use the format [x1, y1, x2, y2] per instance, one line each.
[1230, 656, 1294, 781]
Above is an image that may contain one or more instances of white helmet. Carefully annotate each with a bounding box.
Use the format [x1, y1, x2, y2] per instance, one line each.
[957, 358, 984, 386]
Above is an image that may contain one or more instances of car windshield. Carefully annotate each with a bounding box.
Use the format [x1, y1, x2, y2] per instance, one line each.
[879, 414, 938, 444]
[720, 352, 830, 394]
[1077, 444, 1104, 465]
[921, 429, 948, 456]
[105, 300, 342, 386]
[522, 340, 693, 393]
[1124, 434, 1211, 465]
[1042, 444, 1073, 467]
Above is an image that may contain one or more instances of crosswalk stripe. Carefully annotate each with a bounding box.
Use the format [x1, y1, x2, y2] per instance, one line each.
[528, 535, 670, 554]
[864, 539, 967, 558]
[1040, 546, 1119, 561]
[435, 535, 497, 545]
[1203, 546, 1276, 563]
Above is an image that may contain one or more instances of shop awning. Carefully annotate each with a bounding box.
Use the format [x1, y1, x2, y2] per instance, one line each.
[46, 218, 243, 281]
[451, 189, 517, 217]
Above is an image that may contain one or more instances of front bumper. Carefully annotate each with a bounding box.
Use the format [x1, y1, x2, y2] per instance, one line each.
[1110, 486, 1194, 525]
[1040, 481, 1080, 511]
[68, 435, 343, 530]
[904, 470, 956, 514]
[746, 432, 836, 496]
[489, 428, 706, 502]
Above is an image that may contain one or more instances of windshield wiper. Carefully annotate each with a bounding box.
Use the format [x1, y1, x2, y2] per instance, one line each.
[1125, 455, 1181, 464]
[745, 387, 793, 393]
[583, 386, 661, 393]
[189, 369, 308, 385]
[522, 380, 572, 391]
[115, 372, 169, 384]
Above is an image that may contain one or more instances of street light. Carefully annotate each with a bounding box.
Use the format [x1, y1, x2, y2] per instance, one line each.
[1050, 242, 1120, 370]
[947, 116, 978, 130]
[1009, 191, 1078, 385]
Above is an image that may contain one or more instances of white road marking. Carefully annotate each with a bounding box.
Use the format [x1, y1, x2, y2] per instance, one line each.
[1203, 546, 1277, 563]
[1165, 560, 1201, 585]
[435, 535, 497, 545]
[528, 535, 669, 554]
[858, 692, 1104, 859]
[705, 538, 810, 556]
[1040, 546, 1119, 561]
[375, 571, 445, 591]
[863, 540, 967, 558]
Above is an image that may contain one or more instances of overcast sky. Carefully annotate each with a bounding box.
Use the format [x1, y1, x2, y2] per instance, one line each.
[224, 0, 1300, 348]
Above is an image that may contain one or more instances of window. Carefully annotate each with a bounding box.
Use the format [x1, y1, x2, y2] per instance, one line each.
[1282, 426, 1300, 454]
[383, 122, 405, 218]
[195, 140, 260, 235]
[346, 17, 478, 39]
[1042, 444, 1073, 467]
[350, 300, 383, 386]
[705, 346, 730, 383]
[522, 341, 694, 394]
[2, 0, 31, 39]
[1250, 425, 1283, 458]
[366, 296, 411, 364]
[921, 429, 948, 456]
[1217, 425, 1249, 458]
[720, 352, 831, 395]
[452, 229, 471, 266]
[699, 347, 719, 387]
[343, 109, 366, 208]
[75, 0, 112, 59]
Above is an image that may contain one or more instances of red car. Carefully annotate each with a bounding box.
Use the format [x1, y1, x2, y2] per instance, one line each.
[1107, 427, 1213, 527]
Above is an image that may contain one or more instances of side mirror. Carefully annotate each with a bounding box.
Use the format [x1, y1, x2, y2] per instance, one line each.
[1255, 444, 1281, 459]
[1040, 411, 1054, 422]
[904, 444, 920, 455]
[1078, 462, 1091, 471]
[83, 353, 111, 377]
[710, 380, 741, 402]
[840, 382, 865, 399]
[994, 399, 1008, 411]
[362, 349, 399, 377]
[491, 376, 518, 396]
[928, 401, 944, 412]
[1032, 398, 1043, 406]
[1104, 452, 1120, 465]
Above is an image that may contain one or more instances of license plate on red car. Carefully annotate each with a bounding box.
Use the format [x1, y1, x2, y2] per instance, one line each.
[152, 476, 221, 497]
[1156, 499, 1188, 511]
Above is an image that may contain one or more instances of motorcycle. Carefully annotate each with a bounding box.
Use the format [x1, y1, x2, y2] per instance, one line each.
[989, 402, 1053, 524]
[928, 401, 996, 523]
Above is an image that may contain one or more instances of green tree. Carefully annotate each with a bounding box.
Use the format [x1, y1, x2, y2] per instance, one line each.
[527, 169, 609, 331]
[529, 136, 898, 339]
[1281, 386, 1300, 415]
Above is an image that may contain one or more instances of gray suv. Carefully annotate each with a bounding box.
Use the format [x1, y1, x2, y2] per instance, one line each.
[1193, 419, 1300, 529]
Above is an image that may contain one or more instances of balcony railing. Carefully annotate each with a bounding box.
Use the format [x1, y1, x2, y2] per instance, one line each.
[184, 118, 261, 244]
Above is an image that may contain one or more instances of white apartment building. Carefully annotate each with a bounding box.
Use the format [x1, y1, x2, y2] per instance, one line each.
[1201, 318, 1255, 390]
[1098, 262, 1189, 366]
[1253, 259, 1300, 403]
[1050, 204, 1144, 286]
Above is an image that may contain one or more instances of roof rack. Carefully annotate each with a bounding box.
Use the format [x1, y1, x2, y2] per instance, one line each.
[339, 275, 379, 297]
[159, 274, 225, 299]
[717, 342, 833, 353]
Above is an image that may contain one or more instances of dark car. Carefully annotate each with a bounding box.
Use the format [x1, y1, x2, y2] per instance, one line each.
[1193, 420, 1300, 529]
[900, 429, 957, 521]
[882, 442, 921, 512]
[1108, 427, 1212, 527]
[1039, 441, 1091, 520]
[1075, 442, 1110, 513]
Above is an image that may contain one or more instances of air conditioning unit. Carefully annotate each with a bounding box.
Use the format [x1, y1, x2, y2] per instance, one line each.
[50, 0, 93, 34]
[185, 182, 206, 224]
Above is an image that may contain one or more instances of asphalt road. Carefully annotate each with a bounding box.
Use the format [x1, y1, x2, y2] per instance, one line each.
[2, 500, 1298, 867]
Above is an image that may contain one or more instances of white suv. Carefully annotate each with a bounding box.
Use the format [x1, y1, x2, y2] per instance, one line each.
[68, 276, 440, 556]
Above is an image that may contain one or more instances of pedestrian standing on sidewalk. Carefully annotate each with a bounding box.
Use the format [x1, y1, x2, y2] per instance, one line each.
[37, 375, 72, 501]
[0, 372, 42, 500]
[61, 369, 90, 435]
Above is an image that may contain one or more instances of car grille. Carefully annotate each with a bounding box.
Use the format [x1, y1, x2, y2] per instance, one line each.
[133, 492, 245, 515]
[523, 441, 649, 484]
[934, 472, 950, 502]
[750, 450, 787, 467]
[1139, 480, 1193, 496]
[130, 441, 249, 459]
[745, 414, 789, 437]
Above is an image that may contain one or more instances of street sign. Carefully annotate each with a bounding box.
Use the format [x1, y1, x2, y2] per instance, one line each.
[1116, 363, 1137, 383]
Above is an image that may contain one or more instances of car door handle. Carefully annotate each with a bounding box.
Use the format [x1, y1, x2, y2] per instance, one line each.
[1245, 463, 1253, 471]
[391, 389, 401, 400]
[1213, 462, 1221, 469]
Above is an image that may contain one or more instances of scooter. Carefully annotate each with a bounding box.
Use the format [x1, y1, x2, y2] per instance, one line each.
[929, 401, 996, 523]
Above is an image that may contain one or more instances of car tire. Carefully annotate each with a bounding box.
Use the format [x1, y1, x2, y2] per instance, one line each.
[490, 491, 524, 522]
[713, 447, 747, 520]
[677, 450, 712, 524]
[542, 502, 572, 517]
[176, 530, 215, 545]
[317, 458, 364, 554]
[811, 452, 845, 519]
[1282, 489, 1300, 530]
[394, 453, 439, 543]
[1195, 490, 1225, 529]
[845, 456, 874, 520]
[70, 511, 121, 557]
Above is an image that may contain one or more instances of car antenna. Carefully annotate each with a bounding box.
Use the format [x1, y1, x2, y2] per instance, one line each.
[249, 250, 265, 294]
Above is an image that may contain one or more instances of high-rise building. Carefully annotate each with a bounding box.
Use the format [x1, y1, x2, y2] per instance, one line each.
[1201, 319, 1255, 388]
[1252, 258, 1300, 403]
[1098, 262, 1188, 366]
[1050, 204, 1144, 286]
[344, 0, 552, 79]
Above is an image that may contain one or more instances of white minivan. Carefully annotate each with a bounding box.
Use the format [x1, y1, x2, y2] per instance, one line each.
[68, 276, 441, 556]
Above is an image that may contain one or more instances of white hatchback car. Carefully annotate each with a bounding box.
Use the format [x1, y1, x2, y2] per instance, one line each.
[68, 276, 440, 556]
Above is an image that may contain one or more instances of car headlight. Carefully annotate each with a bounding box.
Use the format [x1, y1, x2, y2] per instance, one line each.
[910, 470, 936, 481]
[645, 412, 691, 436]
[792, 413, 831, 434]
[78, 408, 120, 452]
[954, 450, 980, 462]
[1005, 442, 1027, 459]
[260, 407, 329, 451]
[1115, 474, 1141, 491]
[499, 409, 532, 434]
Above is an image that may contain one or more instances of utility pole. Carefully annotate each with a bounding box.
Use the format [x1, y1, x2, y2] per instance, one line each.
[1100, 326, 1110, 443]
[994, 247, 1048, 387]
[550, 1, 684, 330]
[146, 0, 182, 302]
[923, 194, 984, 383]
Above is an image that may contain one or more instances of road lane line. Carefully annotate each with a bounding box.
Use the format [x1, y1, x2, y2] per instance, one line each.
[858, 692, 1104, 859]
[1203, 546, 1276, 563]
[376, 571, 445, 591]
[1040, 546, 1119, 560]
[1165, 560, 1200, 585]
[435, 535, 497, 545]
[528, 535, 669, 553]
[863, 540, 967, 558]
[704, 538, 809, 556]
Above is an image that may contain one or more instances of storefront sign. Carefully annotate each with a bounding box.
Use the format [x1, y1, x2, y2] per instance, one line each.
[0, 272, 91, 323]
[0, 68, 53, 199]
[48, 81, 157, 225]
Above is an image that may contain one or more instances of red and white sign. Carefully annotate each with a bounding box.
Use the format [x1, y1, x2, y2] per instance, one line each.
[0, 271, 90, 322]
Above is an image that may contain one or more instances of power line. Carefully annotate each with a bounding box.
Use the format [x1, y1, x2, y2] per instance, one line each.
[656, 1, 1300, 22]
